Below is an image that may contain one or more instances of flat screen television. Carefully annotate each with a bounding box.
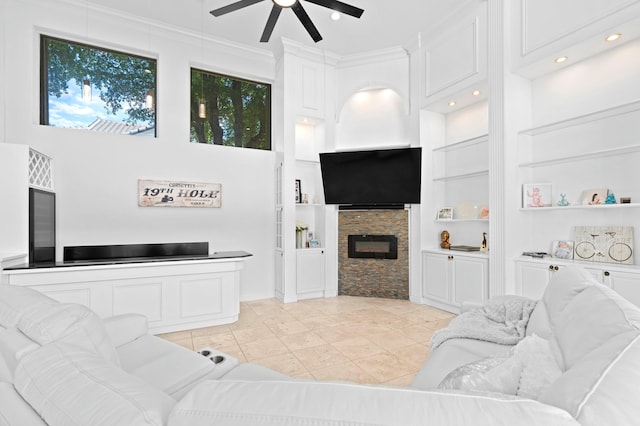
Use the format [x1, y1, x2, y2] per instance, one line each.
[29, 188, 56, 264]
[319, 147, 422, 207]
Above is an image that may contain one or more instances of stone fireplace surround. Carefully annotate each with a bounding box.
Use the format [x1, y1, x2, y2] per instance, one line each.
[338, 209, 409, 299]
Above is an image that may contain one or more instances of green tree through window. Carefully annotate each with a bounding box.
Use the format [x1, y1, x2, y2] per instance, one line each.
[41, 35, 156, 136]
[190, 68, 271, 150]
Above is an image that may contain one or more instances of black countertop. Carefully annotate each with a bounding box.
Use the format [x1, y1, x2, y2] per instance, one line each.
[4, 251, 252, 271]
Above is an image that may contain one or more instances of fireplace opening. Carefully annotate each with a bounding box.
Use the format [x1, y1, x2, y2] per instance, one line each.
[348, 235, 398, 259]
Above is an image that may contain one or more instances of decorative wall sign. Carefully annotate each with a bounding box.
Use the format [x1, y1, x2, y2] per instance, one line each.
[138, 179, 221, 208]
[573, 226, 633, 264]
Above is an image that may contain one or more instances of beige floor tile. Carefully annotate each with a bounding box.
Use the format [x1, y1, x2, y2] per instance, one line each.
[192, 330, 238, 350]
[264, 318, 309, 336]
[330, 336, 387, 360]
[366, 330, 417, 352]
[158, 295, 455, 387]
[279, 331, 327, 351]
[310, 360, 378, 384]
[231, 325, 276, 344]
[250, 352, 309, 377]
[240, 336, 289, 361]
[353, 352, 414, 383]
[293, 344, 352, 372]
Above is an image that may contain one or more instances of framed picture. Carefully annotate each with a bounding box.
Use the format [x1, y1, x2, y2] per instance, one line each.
[581, 188, 608, 205]
[574, 226, 634, 264]
[436, 207, 453, 221]
[552, 240, 574, 260]
[295, 179, 301, 203]
[522, 183, 553, 208]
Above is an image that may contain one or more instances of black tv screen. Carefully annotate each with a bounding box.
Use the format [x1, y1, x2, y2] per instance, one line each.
[319, 147, 422, 207]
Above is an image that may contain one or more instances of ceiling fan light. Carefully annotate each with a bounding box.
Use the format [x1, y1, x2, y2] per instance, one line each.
[273, 0, 296, 7]
[331, 12, 341, 21]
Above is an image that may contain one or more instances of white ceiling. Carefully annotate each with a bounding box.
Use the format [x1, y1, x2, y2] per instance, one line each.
[88, 0, 472, 56]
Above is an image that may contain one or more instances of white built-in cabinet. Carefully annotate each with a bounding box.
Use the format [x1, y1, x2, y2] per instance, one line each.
[275, 40, 334, 303]
[421, 249, 488, 313]
[296, 248, 325, 299]
[418, 0, 490, 311]
[515, 257, 640, 307]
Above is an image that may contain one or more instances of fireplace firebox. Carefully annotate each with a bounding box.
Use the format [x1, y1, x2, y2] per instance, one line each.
[348, 235, 398, 259]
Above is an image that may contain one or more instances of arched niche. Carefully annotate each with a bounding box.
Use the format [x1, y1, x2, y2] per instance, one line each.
[335, 86, 410, 151]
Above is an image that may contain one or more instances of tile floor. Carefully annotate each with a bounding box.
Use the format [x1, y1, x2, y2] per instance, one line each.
[158, 296, 455, 386]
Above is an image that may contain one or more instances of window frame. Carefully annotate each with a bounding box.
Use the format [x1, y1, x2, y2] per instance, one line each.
[190, 67, 272, 151]
[40, 34, 158, 137]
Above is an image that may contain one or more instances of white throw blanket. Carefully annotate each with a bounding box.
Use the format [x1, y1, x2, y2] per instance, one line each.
[431, 296, 537, 350]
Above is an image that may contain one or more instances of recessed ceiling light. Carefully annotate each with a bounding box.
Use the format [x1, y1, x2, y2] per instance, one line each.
[472, 90, 481, 96]
[331, 12, 341, 21]
[555, 56, 568, 64]
[448, 101, 456, 107]
[605, 33, 621, 42]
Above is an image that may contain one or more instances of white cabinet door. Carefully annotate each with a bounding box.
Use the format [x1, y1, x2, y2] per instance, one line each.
[422, 252, 451, 303]
[452, 255, 488, 306]
[296, 249, 325, 297]
[607, 271, 640, 307]
[516, 261, 554, 299]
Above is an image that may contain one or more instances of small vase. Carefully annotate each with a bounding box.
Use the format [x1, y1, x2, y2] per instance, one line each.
[296, 231, 303, 249]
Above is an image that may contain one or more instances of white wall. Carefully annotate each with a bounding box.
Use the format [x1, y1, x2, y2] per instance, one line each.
[1, 0, 278, 301]
[336, 88, 410, 150]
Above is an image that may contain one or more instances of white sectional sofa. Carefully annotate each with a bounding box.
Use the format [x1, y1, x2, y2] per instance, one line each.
[1, 266, 638, 425]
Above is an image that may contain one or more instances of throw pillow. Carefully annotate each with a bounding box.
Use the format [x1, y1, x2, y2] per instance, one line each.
[438, 335, 562, 400]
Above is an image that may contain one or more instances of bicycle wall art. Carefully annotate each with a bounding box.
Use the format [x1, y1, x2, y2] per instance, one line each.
[573, 226, 634, 264]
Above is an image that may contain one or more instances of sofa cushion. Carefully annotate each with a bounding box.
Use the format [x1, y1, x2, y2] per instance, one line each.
[0, 382, 47, 426]
[438, 335, 562, 399]
[116, 334, 225, 399]
[412, 338, 510, 389]
[541, 267, 597, 327]
[0, 328, 39, 383]
[14, 342, 175, 426]
[17, 302, 120, 366]
[554, 285, 640, 369]
[168, 380, 580, 426]
[540, 332, 640, 426]
[0, 286, 57, 328]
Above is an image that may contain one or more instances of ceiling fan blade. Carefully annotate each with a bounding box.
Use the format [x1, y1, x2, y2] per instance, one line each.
[260, 5, 282, 43]
[304, 0, 364, 18]
[210, 0, 264, 17]
[291, 2, 322, 42]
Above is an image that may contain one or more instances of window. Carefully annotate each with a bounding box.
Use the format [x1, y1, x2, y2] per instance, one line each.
[40, 35, 156, 136]
[190, 68, 271, 150]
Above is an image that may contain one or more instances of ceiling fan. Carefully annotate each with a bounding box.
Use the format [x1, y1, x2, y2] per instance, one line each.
[210, 0, 364, 43]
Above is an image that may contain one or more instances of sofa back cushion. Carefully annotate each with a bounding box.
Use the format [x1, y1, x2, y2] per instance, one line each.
[0, 285, 57, 328]
[554, 285, 640, 369]
[14, 342, 175, 426]
[537, 268, 640, 426]
[17, 302, 120, 366]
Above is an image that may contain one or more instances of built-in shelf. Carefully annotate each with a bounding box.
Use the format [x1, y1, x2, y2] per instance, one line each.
[519, 99, 640, 136]
[519, 144, 640, 168]
[432, 134, 489, 153]
[423, 248, 489, 259]
[520, 203, 640, 211]
[433, 170, 489, 182]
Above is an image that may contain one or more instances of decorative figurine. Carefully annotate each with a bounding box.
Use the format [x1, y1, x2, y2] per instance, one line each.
[480, 232, 488, 253]
[440, 230, 451, 249]
[557, 193, 569, 206]
[605, 193, 616, 204]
